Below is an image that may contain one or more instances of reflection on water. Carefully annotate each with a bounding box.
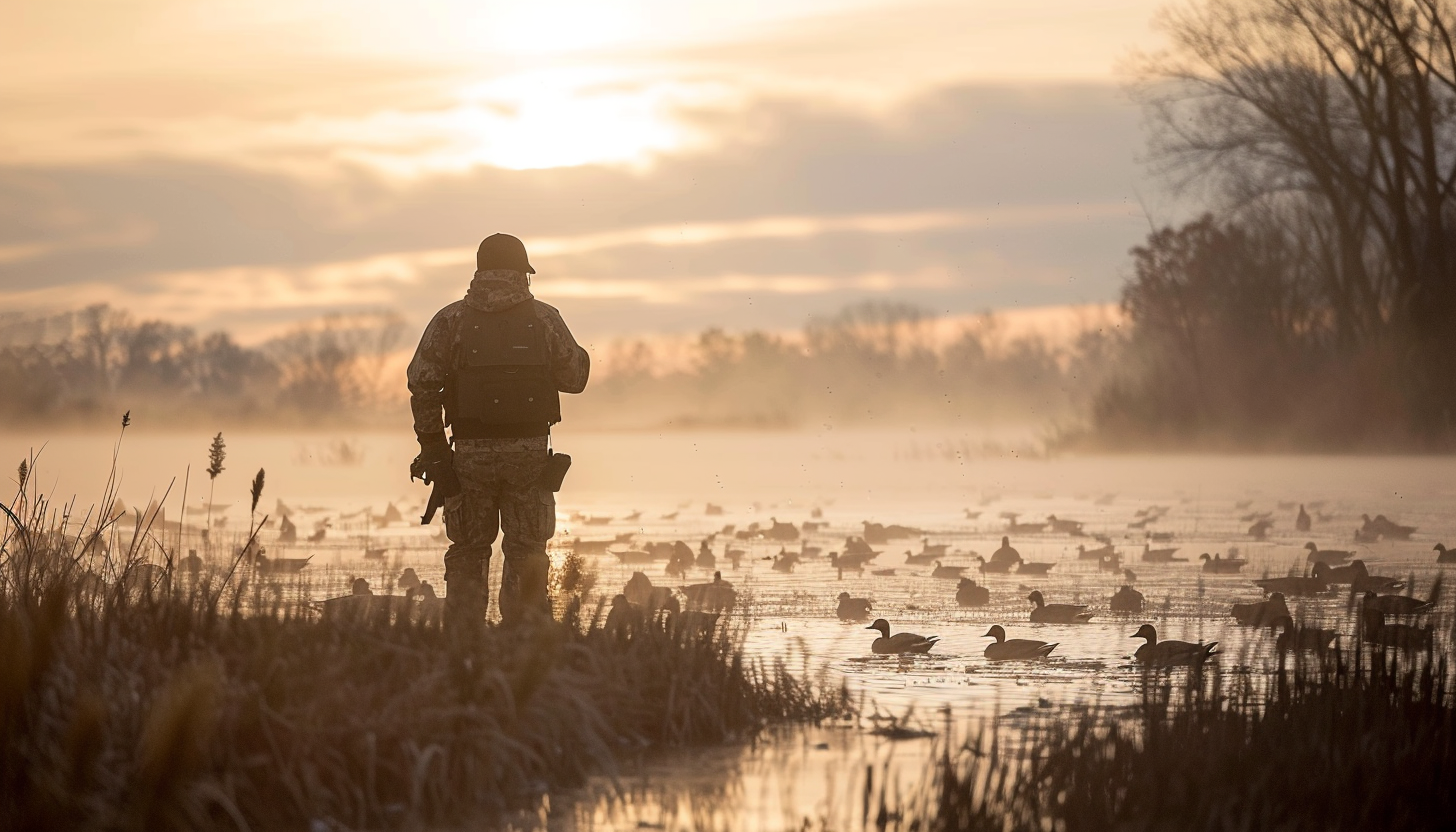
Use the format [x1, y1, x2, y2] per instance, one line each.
[3, 428, 1454, 828]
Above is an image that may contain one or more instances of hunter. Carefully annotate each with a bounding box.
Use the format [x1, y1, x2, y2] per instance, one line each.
[407, 233, 590, 629]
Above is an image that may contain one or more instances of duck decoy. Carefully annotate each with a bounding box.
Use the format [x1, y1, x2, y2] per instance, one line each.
[1132, 624, 1217, 667]
[1232, 592, 1290, 626]
[1271, 616, 1336, 653]
[1312, 560, 1403, 592]
[975, 555, 1015, 574]
[1304, 541, 1353, 565]
[1077, 542, 1115, 561]
[1253, 574, 1329, 596]
[1110, 585, 1145, 613]
[1028, 590, 1094, 623]
[1098, 553, 1124, 573]
[772, 550, 799, 573]
[1248, 519, 1274, 540]
[828, 551, 874, 572]
[956, 578, 990, 607]
[905, 549, 939, 565]
[1361, 590, 1434, 616]
[1359, 607, 1433, 650]
[931, 561, 966, 580]
[1018, 559, 1055, 575]
[982, 625, 1057, 661]
[397, 567, 421, 591]
[865, 619, 938, 654]
[623, 572, 680, 614]
[1199, 552, 1246, 574]
[1046, 515, 1084, 535]
[1296, 504, 1312, 532]
[1141, 543, 1185, 563]
[871, 568, 897, 576]
[682, 571, 736, 613]
[1435, 543, 1456, 564]
[837, 592, 873, 621]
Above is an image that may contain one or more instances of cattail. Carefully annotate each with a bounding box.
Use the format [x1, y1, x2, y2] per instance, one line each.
[206, 433, 226, 480]
[249, 469, 265, 514]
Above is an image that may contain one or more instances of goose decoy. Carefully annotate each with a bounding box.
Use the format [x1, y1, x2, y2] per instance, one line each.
[1077, 543, 1115, 561]
[1247, 519, 1274, 540]
[1017, 560, 1055, 576]
[604, 594, 643, 638]
[975, 555, 1015, 574]
[837, 592, 873, 621]
[397, 567, 421, 591]
[956, 578, 990, 607]
[930, 561, 966, 580]
[1435, 543, 1456, 564]
[1272, 616, 1336, 653]
[1296, 504, 1312, 532]
[624, 572, 680, 614]
[982, 625, 1057, 661]
[1304, 541, 1354, 565]
[919, 539, 950, 557]
[1200, 552, 1246, 574]
[865, 619, 938, 654]
[1110, 585, 1145, 613]
[1131, 624, 1217, 667]
[1372, 514, 1417, 540]
[772, 551, 799, 573]
[1253, 574, 1329, 596]
[1027, 590, 1094, 623]
[1232, 592, 1290, 626]
[1098, 553, 1124, 573]
[1361, 590, 1434, 616]
[989, 536, 1021, 568]
[1047, 515, 1084, 535]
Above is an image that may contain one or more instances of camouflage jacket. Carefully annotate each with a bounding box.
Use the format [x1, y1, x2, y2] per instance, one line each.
[408, 269, 590, 441]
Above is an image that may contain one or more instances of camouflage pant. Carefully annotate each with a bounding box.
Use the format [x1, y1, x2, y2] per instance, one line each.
[443, 437, 555, 627]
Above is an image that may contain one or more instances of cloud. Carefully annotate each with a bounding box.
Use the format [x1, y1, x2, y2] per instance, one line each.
[0, 81, 1150, 342]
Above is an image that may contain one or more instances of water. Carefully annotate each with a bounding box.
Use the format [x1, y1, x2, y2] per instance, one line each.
[5, 428, 1455, 829]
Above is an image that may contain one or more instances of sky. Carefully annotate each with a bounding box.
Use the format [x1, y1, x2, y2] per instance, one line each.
[0, 0, 1178, 347]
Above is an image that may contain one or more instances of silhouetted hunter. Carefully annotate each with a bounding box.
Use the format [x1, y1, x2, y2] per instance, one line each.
[408, 234, 589, 630]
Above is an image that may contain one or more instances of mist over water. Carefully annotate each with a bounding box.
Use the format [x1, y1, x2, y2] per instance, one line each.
[7, 427, 1453, 713]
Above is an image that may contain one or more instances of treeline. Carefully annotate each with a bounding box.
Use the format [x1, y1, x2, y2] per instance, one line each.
[0, 305, 405, 427]
[1079, 0, 1456, 451]
[576, 303, 1118, 430]
[0, 301, 1113, 432]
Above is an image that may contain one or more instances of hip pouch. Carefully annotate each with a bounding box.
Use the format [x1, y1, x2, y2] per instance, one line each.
[540, 451, 572, 492]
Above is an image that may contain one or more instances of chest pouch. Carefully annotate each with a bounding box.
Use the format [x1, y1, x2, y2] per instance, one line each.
[451, 304, 562, 425]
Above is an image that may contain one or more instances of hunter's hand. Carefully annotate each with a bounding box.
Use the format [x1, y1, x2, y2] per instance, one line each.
[411, 434, 451, 483]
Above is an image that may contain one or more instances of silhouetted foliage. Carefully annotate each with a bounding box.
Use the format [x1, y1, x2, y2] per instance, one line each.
[1105, 0, 1456, 448]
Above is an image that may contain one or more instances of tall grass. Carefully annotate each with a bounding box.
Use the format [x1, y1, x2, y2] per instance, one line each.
[0, 453, 849, 831]
[884, 645, 1454, 832]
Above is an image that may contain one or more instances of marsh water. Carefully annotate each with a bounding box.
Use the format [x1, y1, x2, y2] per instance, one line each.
[5, 428, 1455, 829]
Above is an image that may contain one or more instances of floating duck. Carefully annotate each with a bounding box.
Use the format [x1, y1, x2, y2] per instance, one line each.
[982, 625, 1057, 661]
[865, 619, 938, 654]
[1435, 543, 1456, 564]
[837, 592, 873, 621]
[1028, 590, 1093, 623]
[829, 550, 876, 572]
[1131, 624, 1217, 667]
[1232, 592, 1290, 626]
